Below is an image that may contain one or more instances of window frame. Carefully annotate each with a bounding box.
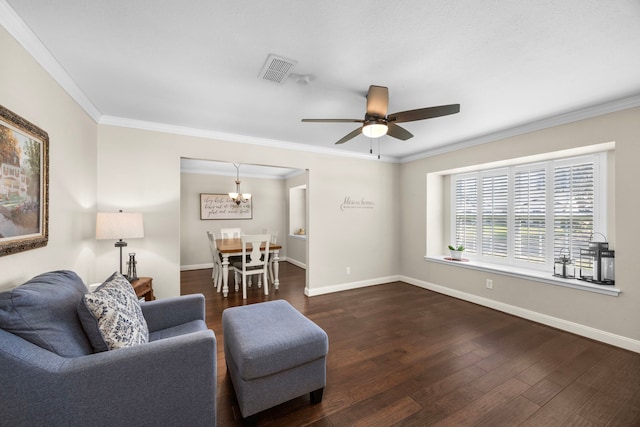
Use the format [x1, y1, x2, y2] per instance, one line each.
[450, 153, 606, 273]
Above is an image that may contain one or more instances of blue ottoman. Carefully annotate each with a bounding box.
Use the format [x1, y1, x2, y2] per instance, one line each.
[222, 300, 328, 421]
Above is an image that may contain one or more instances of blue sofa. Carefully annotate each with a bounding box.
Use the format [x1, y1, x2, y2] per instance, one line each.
[0, 270, 217, 427]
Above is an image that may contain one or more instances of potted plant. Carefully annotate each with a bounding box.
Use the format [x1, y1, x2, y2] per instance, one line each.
[448, 244, 465, 260]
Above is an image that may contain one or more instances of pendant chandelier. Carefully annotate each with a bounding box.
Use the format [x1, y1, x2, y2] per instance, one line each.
[228, 163, 251, 205]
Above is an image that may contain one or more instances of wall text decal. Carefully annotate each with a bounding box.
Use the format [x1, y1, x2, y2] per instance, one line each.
[340, 196, 375, 211]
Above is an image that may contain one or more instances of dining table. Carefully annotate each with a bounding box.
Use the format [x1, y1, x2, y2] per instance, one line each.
[216, 238, 281, 298]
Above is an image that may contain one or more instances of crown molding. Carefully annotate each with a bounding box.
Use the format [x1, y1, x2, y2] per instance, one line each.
[180, 162, 305, 180]
[0, 0, 102, 122]
[180, 168, 306, 180]
[100, 115, 400, 162]
[400, 93, 640, 163]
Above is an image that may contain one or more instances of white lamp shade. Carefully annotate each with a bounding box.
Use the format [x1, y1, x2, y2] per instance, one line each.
[96, 212, 144, 240]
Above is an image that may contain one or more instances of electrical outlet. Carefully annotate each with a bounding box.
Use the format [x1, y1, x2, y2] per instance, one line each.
[486, 279, 493, 289]
[346, 266, 351, 275]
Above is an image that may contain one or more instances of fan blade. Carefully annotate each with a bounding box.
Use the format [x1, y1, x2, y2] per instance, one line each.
[302, 118, 363, 123]
[388, 104, 460, 123]
[386, 123, 413, 141]
[335, 127, 363, 145]
[366, 85, 388, 118]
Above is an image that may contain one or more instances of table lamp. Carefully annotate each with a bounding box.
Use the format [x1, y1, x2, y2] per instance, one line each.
[96, 210, 144, 277]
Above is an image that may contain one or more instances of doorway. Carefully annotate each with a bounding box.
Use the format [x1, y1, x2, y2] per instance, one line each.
[179, 157, 308, 295]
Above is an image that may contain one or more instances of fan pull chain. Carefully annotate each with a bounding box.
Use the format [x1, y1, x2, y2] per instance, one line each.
[377, 138, 381, 160]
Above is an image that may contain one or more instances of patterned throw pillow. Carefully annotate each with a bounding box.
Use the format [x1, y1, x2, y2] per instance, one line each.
[78, 272, 149, 352]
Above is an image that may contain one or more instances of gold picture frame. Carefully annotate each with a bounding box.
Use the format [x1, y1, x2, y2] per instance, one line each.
[0, 105, 49, 256]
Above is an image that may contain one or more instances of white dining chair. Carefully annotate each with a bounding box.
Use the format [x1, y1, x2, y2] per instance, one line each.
[259, 229, 279, 285]
[220, 227, 241, 239]
[220, 227, 244, 270]
[206, 231, 228, 293]
[266, 232, 278, 285]
[232, 234, 270, 299]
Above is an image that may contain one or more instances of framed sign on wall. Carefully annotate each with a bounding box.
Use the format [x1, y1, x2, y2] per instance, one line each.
[200, 193, 252, 220]
[0, 105, 49, 256]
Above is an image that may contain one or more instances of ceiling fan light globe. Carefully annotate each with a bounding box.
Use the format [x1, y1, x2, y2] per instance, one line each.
[362, 123, 388, 138]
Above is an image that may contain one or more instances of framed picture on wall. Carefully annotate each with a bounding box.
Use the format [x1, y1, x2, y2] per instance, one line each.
[200, 193, 252, 220]
[0, 105, 49, 256]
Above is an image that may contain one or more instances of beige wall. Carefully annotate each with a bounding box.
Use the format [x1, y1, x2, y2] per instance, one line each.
[400, 107, 640, 344]
[0, 27, 98, 290]
[180, 171, 287, 268]
[97, 125, 401, 298]
[285, 172, 308, 267]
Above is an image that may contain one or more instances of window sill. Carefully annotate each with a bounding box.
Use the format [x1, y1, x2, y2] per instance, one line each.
[424, 255, 621, 297]
[288, 234, 307, 240]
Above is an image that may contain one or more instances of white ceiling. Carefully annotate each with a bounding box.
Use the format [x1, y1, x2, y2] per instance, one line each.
[3, 0, 640, 161]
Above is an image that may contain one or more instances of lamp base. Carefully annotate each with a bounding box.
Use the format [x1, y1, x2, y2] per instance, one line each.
[114, 240, 128, 275]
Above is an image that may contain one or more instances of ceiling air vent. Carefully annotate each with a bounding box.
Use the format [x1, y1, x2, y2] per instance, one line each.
[258, 54, 297, 84]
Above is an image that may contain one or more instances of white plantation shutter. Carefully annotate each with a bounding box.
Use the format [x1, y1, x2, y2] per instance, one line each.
[451, 153, 602, 270]
[553, 160, 595, 262]
[454, 176, 478, 254]
[481, 173, 508, 259]
[514, 167, 546, 264]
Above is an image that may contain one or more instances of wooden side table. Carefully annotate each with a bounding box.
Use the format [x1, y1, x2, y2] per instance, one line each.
[130, 277, 155, 301]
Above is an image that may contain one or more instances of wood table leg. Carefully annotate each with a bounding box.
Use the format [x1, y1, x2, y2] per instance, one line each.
[273, 249, 280, 290]
[222, 254, 230, 297]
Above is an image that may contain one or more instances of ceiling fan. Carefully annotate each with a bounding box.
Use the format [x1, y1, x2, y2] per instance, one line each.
[302, 85, 460, 145]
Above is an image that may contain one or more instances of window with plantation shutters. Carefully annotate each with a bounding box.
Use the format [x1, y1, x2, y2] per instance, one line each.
[451, 154, 603, 271]
[481, 172, 508, 259]
[553, 160, 595, 266]
[453, 177, 477, 254]
[514, 166, 546, 264]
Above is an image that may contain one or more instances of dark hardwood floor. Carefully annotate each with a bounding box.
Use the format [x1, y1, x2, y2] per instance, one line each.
[181, 263, 640, 426]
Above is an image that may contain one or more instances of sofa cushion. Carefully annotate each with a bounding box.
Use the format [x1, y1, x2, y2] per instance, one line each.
[149, 319, 208, 342]
[0, 270, 93, 357]
[78, 272, 149, 352]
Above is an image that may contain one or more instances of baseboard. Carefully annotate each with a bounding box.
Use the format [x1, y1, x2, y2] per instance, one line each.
[286, 258, 306, 270]
[305, 275, 401, 297]
[399, 275, 640, 354]
[180, 263, 212, 271]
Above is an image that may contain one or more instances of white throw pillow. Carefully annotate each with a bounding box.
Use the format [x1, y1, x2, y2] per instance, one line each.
[78, 272, 149, 352]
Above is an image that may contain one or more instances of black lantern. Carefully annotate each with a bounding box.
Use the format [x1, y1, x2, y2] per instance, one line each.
[553, 249, 575, 279]
[126, 252, 139, 281]
[578, 233, 615, 286]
